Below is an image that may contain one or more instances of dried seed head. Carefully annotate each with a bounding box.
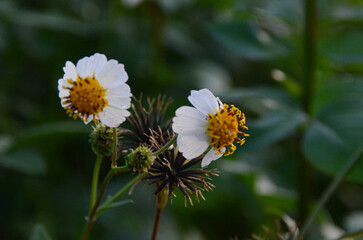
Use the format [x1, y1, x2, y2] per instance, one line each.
[143, 130, 219, 206]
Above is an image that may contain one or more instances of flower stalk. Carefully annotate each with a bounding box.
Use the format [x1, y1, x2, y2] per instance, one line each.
[81, 166, 129, 240]
[112, 127, 118, 168]
[89, 155, 103, 214]
[299, 0, 318, 224]
[152, 189, 168, 240]
[97, 172, 147, 214]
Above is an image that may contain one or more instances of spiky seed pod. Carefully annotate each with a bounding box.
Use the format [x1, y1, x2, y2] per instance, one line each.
[143, 130, 219, 206]
[119, 95, 173, 153]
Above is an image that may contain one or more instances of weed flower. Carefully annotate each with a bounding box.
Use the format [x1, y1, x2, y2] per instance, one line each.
[58, 53, 131, 127]
[172, 89, 248, 167]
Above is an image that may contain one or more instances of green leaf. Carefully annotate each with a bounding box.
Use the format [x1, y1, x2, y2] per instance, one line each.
[260, 195, 296, 216]
[317, 100, 363, 149]
[12, 121, 90, 149]
[339, 230, 363, 240]
[0, 135, 13, 155]
[246, 110, 306, 150]
[303, 121, 363, 182]
[96, 199, 134, 217]
[221, 87, 301, 115]
[29, 224, 52, 240]
[0, 149, 47, 175]
[0, 2, 91, 35]
[313, 77, 363, 115]
[305, 78, 363, 182]
[320, 32, 363, 65]
[208, 21, 289, 60]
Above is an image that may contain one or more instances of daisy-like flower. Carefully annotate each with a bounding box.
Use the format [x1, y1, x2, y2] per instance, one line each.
[143, 130, 218, 206]
[58, 53, 131, 127]
[172, 89, 248, 168]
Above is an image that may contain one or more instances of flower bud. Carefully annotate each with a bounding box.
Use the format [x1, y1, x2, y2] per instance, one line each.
[125, 146, 155, 173]
[90, 122, 114, 157]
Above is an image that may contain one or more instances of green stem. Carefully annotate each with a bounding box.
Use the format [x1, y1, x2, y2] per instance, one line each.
[81, 219, 93, 240]
[98, 173, 147, 214]
[81, 166, 129, 240]
[152, 189, 168, 240]
[297, 143, 311, 224]
[299, 0, 318, 225]
[153, 134, 177, 157]
[103, 166, 128, 186]
[299, 147, 363, 238]
[112, 127, 118, 168]
[89, 155, 103, 214]
[93, 166, 129, 214]
[302, 0, 317, 114]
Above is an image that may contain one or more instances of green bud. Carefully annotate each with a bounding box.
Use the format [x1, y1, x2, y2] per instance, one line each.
[90, 122, 114, 157]
[125, 146, 155, 173]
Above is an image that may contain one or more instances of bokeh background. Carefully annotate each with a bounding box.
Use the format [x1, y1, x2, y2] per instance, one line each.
[1, 0, 363, 239]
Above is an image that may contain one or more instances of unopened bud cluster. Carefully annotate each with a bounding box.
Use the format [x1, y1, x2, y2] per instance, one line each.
[90, 122, 114, 157]
[125, 146, 155, 173]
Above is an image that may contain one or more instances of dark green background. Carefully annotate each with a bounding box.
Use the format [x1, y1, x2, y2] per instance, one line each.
[1, 0, 363, 239]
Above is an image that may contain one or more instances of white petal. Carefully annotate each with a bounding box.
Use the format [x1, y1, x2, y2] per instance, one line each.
[172, 106, 207, 135]
[201, 147, 225, 168]
[173, 126, 205, 136]
[177, 134, 209, 159]
[175, 106, 206, 121]
[99, 106, 130, 127]
[107, 97, 131, 110]
[96, 60, 128, 88]
[76, 56, 90, 78]
[83, 115, 94, 124]
[216, 97, 224, 109]
[106, 84, 132, 98]
[60, 101, 70, 108]
[90, 53, 108, 76]
[188, 89, 221, 115]
[58, 78, 72, 91]
[105, 84, 132, 110]
[63, 61, 77, 80]
[59, 89, 69, 98]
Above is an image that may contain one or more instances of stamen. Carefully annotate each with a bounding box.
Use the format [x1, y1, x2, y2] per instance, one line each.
[206, 104, 248, 156]
[63, 75, 108, 121]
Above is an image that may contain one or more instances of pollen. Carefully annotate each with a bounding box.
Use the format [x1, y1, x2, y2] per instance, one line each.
[206, 104, 249, 156]
[62, 75, 108, 122]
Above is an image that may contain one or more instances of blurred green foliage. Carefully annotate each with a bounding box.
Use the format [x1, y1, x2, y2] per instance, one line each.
[0, 0, 363, 239]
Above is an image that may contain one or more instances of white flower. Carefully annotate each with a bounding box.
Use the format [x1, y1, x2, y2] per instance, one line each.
[172, 89, 248, 167]
[58, 53, 131, 127]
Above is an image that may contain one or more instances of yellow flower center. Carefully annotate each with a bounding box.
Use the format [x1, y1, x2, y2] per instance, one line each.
[206, 104, 248, 156]
[62, 75, 108, 121]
